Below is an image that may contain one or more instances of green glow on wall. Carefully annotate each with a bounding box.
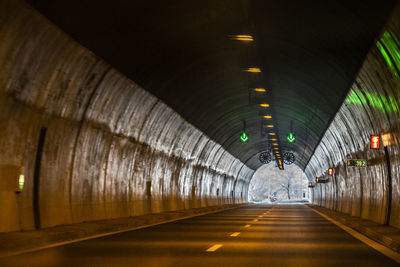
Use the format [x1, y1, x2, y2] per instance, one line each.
[345, 90, 399, 114]
[345, 30, 400, 116]
[378, 31, 400, 77]
[377, 41, 398, 77]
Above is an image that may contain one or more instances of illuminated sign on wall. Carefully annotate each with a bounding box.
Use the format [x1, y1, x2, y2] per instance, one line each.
[328, 168, 333, 175]
[370, 135, 380, 149]
[287, 133, 295, 143]
[240, 132, 249, 142]
[347, 159, 367, 167]
[381, 133, 392, 147]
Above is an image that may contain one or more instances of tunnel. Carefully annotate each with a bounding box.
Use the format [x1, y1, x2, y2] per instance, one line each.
[1, 0, 400, 265]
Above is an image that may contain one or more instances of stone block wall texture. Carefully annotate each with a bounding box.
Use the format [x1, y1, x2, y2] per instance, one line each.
[0, 0, 253, 232]
[305, 4, 400, 228]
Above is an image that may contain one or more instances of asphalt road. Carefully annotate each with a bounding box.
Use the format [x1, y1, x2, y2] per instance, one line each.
[1, 205, 398, 266]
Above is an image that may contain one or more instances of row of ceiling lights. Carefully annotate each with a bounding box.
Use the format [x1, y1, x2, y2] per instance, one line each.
[232, 34, 284, 170]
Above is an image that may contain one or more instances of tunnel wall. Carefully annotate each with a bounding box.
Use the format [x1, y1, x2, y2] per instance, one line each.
[0, 0, 253, 232]
[305, 5, 400, 228]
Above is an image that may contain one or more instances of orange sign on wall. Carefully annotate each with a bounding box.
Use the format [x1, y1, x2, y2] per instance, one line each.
[370, 135, 380, 149]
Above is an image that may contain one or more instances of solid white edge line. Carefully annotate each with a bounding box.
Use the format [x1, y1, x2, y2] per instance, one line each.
[308, 206, 400, 264]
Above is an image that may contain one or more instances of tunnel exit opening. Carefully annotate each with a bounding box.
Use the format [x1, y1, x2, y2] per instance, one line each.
[248, 163, 310, 203]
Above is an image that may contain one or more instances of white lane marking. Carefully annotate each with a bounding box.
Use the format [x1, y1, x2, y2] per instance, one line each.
[244, 224, 251, 228]
[206, 244, 223, 252]
[230, 232, 241, 237]
[308, 206, 400, 264]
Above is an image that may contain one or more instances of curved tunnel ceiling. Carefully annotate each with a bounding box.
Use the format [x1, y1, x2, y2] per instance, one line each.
[25, 0, 395, 170]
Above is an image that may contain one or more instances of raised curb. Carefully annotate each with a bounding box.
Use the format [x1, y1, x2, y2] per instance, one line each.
[308, 204, 400, 253]
[0, 203, 249, 258]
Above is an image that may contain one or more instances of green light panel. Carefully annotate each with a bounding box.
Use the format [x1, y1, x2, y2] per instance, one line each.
[345, 90, 399, 114]
[377, 31, 400, 77]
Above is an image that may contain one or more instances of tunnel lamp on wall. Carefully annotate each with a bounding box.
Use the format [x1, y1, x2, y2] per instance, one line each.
[264, 115, 272, 119]
[370, 135, 380, 149]
[254, 88, 266, 92]
[269, 133, 276, 135]
[267, 125, 274, 128]
[18, 174, 24, 191]
[229, 34, 254, 41]
[328, 168, 334, 176]
[381, 133, 392, 147]
[271, 138, 277, 141]
[273, 143, 278, 146]
[245, 67, 261, 73]
[260, 104, 270, 107]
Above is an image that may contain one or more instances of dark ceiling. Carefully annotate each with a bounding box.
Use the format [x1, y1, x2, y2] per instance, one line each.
[25, 0, 395, 171]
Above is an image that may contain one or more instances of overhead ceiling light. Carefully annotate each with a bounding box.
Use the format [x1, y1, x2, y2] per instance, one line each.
[264, 115, 272, 119]
[254, 88, 266, 92]
[267, 125, 274, 128]
[246, 67, 261, 73]
[273, 143, 278, 146]
[271, 138, 277, 141]
[274, 148, 279, 150]
[269, 133, 276, 135]
[260, 104, 270, 107]
[230, 35, 254, 41]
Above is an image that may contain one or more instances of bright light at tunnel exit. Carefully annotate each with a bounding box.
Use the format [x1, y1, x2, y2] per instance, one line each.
[248, 163, 311, 202]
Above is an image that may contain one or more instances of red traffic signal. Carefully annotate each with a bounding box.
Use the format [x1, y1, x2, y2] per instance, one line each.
[328, 168, 333, 175]
[370, 135, 380, 149]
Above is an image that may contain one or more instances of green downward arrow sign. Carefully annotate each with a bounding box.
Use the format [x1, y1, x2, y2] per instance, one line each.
[287, 133, 295, 143]
[240, 132, 249, 142]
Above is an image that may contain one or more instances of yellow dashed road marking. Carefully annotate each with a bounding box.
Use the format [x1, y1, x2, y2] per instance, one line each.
[230, 232, 241, 237]
[206, 244, 223, 252]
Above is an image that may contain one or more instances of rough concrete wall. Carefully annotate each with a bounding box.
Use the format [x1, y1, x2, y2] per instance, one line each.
[0, 0, 253, 232]
[305, 5, 400, 227]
